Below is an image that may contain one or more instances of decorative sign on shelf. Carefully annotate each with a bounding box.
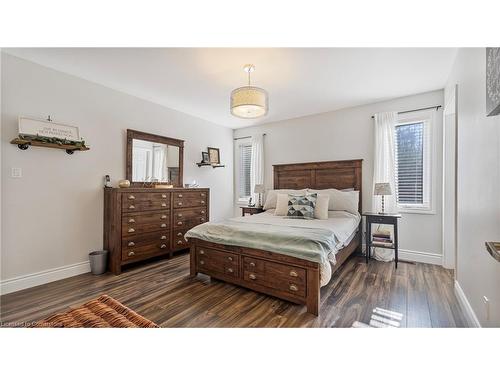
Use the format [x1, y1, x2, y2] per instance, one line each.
[19, 116, 80, 142]
[486, 48, 500, 117]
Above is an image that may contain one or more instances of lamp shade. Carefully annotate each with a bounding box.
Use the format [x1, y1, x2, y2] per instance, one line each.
[254, 184, 265, 194]
[374, 182, 392, 196]
[230, 86, 268, 119]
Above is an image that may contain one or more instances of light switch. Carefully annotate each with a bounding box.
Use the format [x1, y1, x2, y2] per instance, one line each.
[11, 167, 22, 178]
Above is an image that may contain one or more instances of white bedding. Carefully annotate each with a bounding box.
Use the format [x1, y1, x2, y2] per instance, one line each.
[230, 210, 360, 286]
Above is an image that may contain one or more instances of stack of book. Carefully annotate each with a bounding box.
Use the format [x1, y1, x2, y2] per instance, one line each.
[371, 229, 393, 247]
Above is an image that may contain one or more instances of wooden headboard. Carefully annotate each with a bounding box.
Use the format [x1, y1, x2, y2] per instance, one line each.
[273, 159, 363, 212]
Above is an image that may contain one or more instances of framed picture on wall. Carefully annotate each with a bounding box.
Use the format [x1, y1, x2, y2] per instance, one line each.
[201, 151, 209, 163]
[207, 147, 220, 164]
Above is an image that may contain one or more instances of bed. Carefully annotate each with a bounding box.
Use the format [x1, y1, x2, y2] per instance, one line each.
[186, 159, 363, 315]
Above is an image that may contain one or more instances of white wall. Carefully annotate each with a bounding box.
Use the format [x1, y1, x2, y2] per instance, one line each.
[234, 90, 444, 261]
[445, 48, 500, 327]
[0, 53, 234, 286]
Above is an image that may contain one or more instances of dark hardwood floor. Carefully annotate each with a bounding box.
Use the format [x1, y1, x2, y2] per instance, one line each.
[0, 252, 467, 328]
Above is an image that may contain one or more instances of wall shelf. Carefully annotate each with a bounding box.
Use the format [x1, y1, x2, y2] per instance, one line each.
[196, 162, 225, 168]
[11, 138, 90, 155]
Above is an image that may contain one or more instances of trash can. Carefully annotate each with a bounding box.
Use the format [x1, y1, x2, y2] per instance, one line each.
[89, 250, 108, 275]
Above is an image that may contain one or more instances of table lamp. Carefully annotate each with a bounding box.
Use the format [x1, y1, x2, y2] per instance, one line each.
[374, 182, 392, 214]
[254, 184, 265, 207]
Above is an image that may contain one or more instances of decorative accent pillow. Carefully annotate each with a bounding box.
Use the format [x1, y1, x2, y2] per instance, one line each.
[274, 193, 289, 216]
[285, 193, 317, 219]
[263, 189, 307, 210]
[314, 193, 330, 220]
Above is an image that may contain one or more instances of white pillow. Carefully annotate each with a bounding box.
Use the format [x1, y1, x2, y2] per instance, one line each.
[274, 193, 289, 216]
[308, 188, 359, 214]
[263, 189, 307, 210]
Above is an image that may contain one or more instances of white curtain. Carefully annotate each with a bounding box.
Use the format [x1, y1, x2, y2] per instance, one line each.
[250, 134, 265, 205]
[371, 112, 398, 261]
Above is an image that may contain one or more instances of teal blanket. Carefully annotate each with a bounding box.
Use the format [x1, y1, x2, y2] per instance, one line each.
[185, 220, 337, 264]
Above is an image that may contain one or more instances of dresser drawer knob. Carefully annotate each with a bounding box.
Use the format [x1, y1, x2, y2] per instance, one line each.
[128, 228, 135, 233]
[249, 273, 257, 280]
[178, 202, 183, 206]
[128, 251, 135, 257]
[289, 270, 298, 277]
[128, 218, 135, 223]
[161, 235, 167, 240]
[162, 194, 167, 198]
[199, 249, 205, 255]
[177, 232, 183, 236]
[201, 193, 205, 197]
[178, 194, 183, 198]
[201, 210, 205, 214]
[161, 215, 167, 219]
[227, 268, 233, 273]
[201, 200, 205, 204]
[129, 205, 135, 209]
[128, 195, 135, 200]
[161, 203, 167, 207]
[249, 262, 256, 267]
[177, 221, 183, 226]
[177, 240, 183, 245]
[227, 256, 233, 261]
[128, 241, 135, 247]
[200, 218, 205, 222]
[289, 284, 299, 292]
[160, 223, 167, 228]
[199, 260, 205, 265]
[160, 244, 167, 249]
[178, 213, 183, 217]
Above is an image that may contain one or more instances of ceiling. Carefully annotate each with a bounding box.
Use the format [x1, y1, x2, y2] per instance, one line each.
[4, 48, 457, 129]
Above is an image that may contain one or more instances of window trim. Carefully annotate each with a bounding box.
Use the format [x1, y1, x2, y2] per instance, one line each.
[395, 111, 436, 215]
[234, 139, 252, 206]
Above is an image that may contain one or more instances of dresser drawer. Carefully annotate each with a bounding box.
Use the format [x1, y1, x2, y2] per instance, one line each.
[122, 231, 170, 251]
[122, 211, 169, 225]
[173, 207, 207, 221]
[122, 212, 170, 236]
[122, 239, 170, 262]
[242, 257, 306, 297]
[173, 216, 206, 229]
[173, 191, 207, 209]
[196, 246, 239, 278]
[122, 193, 170, 212]
[172, 228, 189, 249]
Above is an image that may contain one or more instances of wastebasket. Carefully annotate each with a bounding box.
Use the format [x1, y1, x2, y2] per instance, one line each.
[89, 250, 108, 275]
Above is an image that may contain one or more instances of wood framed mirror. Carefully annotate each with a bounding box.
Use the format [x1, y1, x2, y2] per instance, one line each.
[126, 129, 184, 187]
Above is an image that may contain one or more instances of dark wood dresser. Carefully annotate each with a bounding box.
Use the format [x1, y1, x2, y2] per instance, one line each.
[104, 187, 209, 274]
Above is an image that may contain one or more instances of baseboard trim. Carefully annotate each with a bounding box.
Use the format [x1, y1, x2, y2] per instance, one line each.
[454, 280, 481, 328]
[0, 261, 90, 296]
[398, 249, 442, 265]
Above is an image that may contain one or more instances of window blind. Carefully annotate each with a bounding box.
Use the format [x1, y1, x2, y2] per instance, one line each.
[395, 122, 424, 204]
[239, 144, 252, 198]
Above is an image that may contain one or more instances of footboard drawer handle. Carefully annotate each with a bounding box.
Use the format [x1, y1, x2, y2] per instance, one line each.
[289, 284, 299, 292]
[161, 215, 167, 219]
[128, 228, 135, 233]
[227, 256, 233, 261]
[128, 195, 135, 200]
[178, 202, 183, 206]
[289, 270, 298, 277]
[249, 262, 256, 267]
[129, 205, 135, 209]
[199, 260, 205, 265]
[201, 200, 205, 204]
[201, 210, 205, 214]
[177, 221, 183, 226]
[178, 213, 183, 218]
[128, 251, 135, 256]
[160, 244, 167, 249]
[249, 273, 257, 280]
[161, 203, 167, 207]
[200, 218, 205, 222]
[160, 223, 167, 228]
[161, 235, 167, 240]
[177, 232, 183, 236]
[178, 194, 183, 198]
[177, 240, 183, 245]
[201, 193, 206, 197]
[227, 268, 233, 273]
[199, 249, 205, 255]
[162, 194, 167, 198]
[128, 241, 135, 247]
[128, 218, 135, 223]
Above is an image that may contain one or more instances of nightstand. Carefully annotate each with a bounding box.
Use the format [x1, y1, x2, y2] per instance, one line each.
[241, 206, 264, 216]
[362, 212, 402, 268]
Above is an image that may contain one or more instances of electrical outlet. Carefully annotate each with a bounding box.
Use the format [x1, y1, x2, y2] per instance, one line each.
[11, 167, 22, 178]
[483, 296, 490, 321]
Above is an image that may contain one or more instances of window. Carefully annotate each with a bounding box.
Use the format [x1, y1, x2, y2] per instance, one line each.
[394, 115, 433, 212]
[238, 143, 252, 201]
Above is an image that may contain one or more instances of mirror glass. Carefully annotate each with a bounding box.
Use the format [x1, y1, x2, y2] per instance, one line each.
[131, 139, 180, 184]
